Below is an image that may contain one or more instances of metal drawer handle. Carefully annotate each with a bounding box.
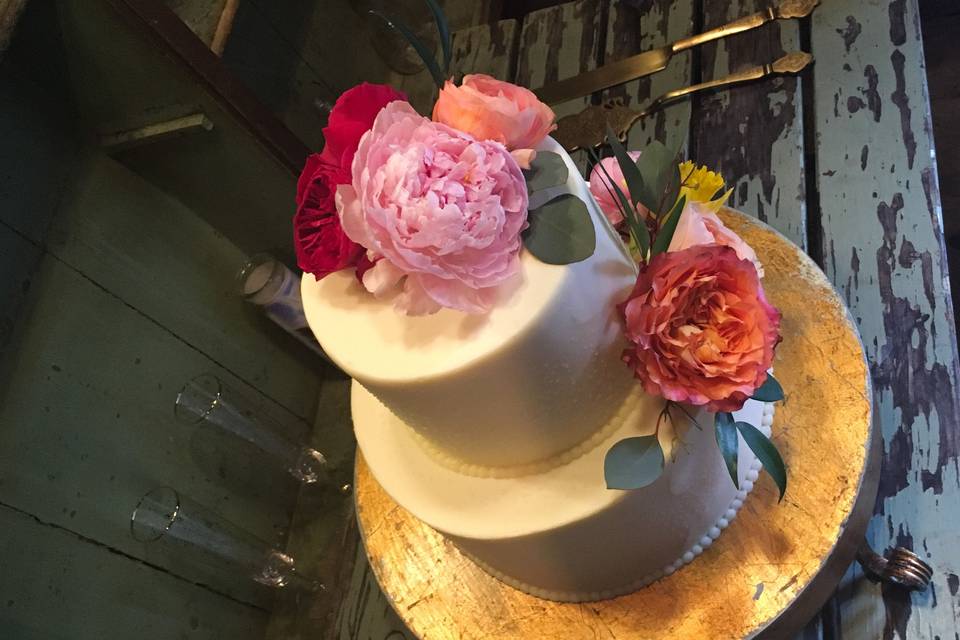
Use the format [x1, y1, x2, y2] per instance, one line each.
[856, 538, 933, 591]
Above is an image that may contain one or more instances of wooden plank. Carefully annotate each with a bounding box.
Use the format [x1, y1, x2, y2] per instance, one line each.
[162, 0, 228, 47]
[0, 1, 79, 243]
[603, 0, 695, 155]
[0, 503, 266, 639]
[809, 1, 960, 638]
[333, 546, 415, 640]
[691, 0, 807, 249]
[47, 152, 323, 421]
[0, 253, 299, 606]
[450, 19, 520, 82]
[515, 0, 605, 172]
[57, 0, 307, 255]
[0, 224, 41, 357]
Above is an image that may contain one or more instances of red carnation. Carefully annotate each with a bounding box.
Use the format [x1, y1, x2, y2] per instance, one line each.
[294, 83, 407, 279]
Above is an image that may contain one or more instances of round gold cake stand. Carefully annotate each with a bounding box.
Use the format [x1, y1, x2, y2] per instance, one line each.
[354, 208, 880, 640]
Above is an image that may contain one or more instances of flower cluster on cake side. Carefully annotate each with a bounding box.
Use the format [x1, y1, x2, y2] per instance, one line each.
[292, 6, 788, 498]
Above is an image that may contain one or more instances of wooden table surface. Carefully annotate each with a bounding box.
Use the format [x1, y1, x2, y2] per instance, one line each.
[275, 1, 960, 638]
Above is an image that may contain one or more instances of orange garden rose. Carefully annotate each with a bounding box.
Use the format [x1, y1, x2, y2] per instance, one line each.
[432, 74, 555, 166]
[620, 244, 781, 412]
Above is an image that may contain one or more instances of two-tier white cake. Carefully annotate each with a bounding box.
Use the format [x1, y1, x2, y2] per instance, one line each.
[302, 138, 772, 601]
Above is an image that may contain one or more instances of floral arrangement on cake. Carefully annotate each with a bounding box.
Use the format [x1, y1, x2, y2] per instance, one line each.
[293, 3, 786, 499]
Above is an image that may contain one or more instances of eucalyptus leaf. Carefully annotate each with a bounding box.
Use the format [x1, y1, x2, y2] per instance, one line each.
[736, 421, 788, 501]
[650, 195, 686, 256]
[524, 151, 569, 193]
[714, 412, 739, 489]
[422, 0, 451, 74]
[752, 374, 785, 402]
[367, 10, 445, 88]
[523, 194, 596, 264]
[604, 435, 665, 490]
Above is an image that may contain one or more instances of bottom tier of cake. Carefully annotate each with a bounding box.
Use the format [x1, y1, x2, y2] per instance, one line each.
[353, 381, 773, 602]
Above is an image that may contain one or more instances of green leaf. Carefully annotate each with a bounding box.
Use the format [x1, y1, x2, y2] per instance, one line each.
[751, 374, 785, 402]
[367, 10, 445, 88]
[523, 151, 568, 192]
[604, 435, 665, 490]
[422, 0, 451, 74]
[606, 126, 656, 214]
[589, 146, 650, 256]
[650, 194, 686, 256]
[634, 140, 673, 213]
[736, 421, 788, 501]
[714, 412, 740, 489]
[523, 194, 596, 264]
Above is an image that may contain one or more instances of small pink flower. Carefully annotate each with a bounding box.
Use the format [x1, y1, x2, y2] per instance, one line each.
[588, 153, 650, 227]
[667, 201, 763, 277]
[620, 245, 781, 413]
[337, 101, 529, 315]
[432, 74, 555, 159]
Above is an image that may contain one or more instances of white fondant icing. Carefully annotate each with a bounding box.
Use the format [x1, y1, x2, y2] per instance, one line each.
[354, 379, 775, 600]
[396, 383, 645, 478]
[301, 137, 638, 469]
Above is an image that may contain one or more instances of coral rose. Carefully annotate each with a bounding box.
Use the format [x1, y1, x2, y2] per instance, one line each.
[667, 201, 764, 277]
[620, 244, 781, 412]
[294, 82, 406, 278]
[432, 74, 555, 166]
[588, 152, 648, 227]
[337, 101, 529, 315]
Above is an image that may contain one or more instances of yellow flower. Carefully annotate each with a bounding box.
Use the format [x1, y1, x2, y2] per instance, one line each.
[677, 160, 731, 213]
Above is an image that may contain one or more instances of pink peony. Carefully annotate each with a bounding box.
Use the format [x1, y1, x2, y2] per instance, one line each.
[336, 101, 529, 315]
[588, 152, 650, 227]
[620, 245, 781, 413]
[667, 201, 764, 277]
[432, 74, 556, 163]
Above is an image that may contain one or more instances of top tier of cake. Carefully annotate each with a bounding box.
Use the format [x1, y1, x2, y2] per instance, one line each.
[301, 138, 638, 470]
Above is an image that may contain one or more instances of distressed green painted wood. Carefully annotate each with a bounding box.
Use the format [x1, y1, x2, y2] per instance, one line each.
[450, 19, 520, 82]
[57, 0, 298, 256]
[0, 3, 78, 244]
[221, 0, 337, 150]
[163, 0, 227, 47]
[47, 152, 323, 421]
[515, 0, 605, 172]
[0, 224, 41, 356]
[333, 544, 415, 640]
[691, 0, 807, 250]
[0, 503, 267, 639]
[0, 252, 301, 607]
[604, 0, 695, 155]
[809, 1, 960, 638]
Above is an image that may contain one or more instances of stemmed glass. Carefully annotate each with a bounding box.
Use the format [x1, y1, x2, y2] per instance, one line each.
[130, 486, 319, 591]
[174, 373, 327, 484]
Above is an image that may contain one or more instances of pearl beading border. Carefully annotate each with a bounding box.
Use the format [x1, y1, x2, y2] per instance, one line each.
[457, 402, 775, 602]
[401, 389, 644, 479]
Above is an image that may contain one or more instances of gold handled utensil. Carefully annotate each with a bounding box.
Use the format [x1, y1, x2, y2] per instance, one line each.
[553, 51, 813, 152]
[535, 0, 818, 105]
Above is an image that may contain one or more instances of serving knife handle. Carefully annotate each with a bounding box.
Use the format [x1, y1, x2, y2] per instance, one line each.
[641, 52, 813, 116]
[671, 0, 818, 54]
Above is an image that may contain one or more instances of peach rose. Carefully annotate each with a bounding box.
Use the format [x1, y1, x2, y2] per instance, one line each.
[432, 74, 556, 165]
[620, 244, 781, 412]
[667, 201, 764, 277]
